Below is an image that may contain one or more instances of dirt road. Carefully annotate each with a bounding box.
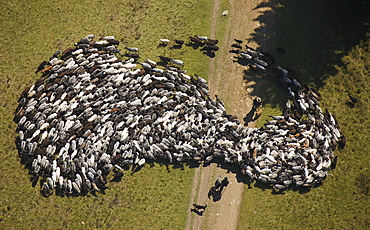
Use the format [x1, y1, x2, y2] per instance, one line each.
[186, 1, 273, 229]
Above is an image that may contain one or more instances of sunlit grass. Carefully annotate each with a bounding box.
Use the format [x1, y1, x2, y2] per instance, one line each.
[0, 0, 213, 229]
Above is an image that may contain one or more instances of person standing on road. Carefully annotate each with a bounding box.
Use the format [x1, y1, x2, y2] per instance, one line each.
[253, 97, 262, 108]
[214, 176, 222, 190]
[252, 97, 263, 120]
[220, 177, 229, 193]
[208, 176, 222, 199]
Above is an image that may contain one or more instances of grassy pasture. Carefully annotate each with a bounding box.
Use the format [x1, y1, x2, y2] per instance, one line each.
[0, 0, 214, 229]
[1, 0, 369, 229]
[238, 1, 369, 229]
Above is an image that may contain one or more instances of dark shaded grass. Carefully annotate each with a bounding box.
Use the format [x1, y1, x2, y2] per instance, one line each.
[238, 40, 370, 228]
[238, 0, 369, 229]
[0, 0, 214, 229]
[246, 0, 369, 110]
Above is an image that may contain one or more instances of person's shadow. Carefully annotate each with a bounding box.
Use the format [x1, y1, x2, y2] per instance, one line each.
[243, 107, 256, 125]
[191, 208, 204, 216]
[208, 188, 222, 202]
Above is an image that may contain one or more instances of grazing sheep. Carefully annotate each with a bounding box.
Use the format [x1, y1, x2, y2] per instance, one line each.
[15, 34, 341, 197]
[159, 39, 170, 44]
[124, 47, 139, 53]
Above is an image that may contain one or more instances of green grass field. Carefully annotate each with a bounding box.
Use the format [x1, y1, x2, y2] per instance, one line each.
[0, 0, 213, 229]
[238, 1, 369, 229]
[1, 0, 369, 229]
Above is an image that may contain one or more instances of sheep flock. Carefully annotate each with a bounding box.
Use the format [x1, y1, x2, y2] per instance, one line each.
[14, 35, 345, 196]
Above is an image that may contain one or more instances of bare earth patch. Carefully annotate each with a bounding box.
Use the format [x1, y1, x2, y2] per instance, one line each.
[186, 0, 273, 229]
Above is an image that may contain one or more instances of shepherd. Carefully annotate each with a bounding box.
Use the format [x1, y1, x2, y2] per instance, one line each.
[220, 177, 229, 193]
[214, 176, 222, 190]
[252, 97, 263, 120]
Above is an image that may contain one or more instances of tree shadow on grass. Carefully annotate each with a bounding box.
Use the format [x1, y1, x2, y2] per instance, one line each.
[243, 69, 287, 112]
[243, 0, 370, 109]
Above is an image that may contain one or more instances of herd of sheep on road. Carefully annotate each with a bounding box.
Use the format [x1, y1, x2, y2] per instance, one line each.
[14, 34, 344, 196]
